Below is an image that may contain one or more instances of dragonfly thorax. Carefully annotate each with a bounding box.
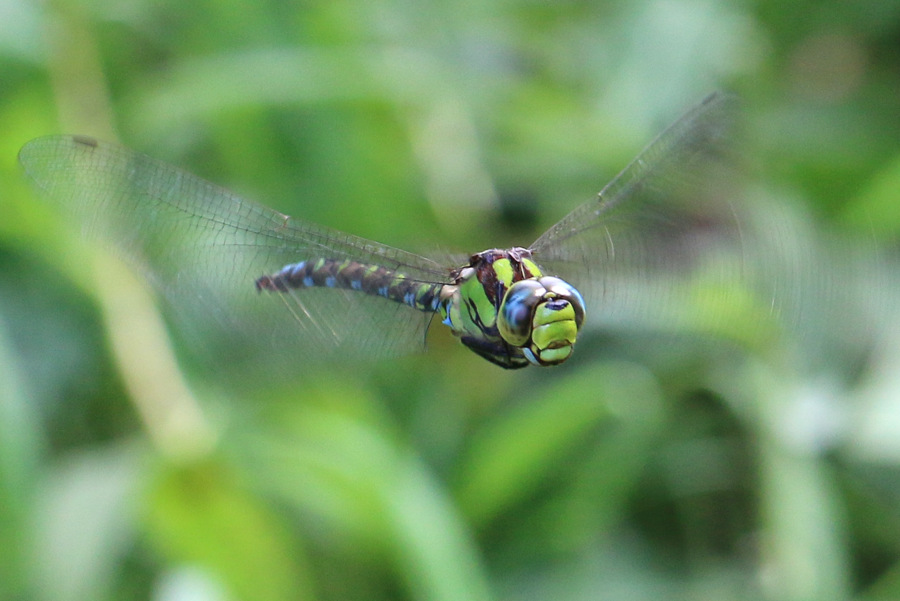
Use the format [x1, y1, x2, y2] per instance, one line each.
[440, 248, 586, 369]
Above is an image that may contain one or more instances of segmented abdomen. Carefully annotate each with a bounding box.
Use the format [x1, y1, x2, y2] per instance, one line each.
[256, 259, 445, 313]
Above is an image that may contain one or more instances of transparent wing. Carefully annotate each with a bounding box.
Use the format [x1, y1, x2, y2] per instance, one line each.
[530, 93, 750, 335]
[19, 135, 450, 367]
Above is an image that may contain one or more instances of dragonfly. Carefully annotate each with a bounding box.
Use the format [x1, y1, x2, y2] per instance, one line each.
[19, 92, 741, 369]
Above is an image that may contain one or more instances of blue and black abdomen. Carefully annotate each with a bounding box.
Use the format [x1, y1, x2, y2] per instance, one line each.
[256, 258, 445, 314]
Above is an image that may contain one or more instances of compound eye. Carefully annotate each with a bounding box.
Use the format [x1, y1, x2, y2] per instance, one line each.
[498, 279, 544, 346]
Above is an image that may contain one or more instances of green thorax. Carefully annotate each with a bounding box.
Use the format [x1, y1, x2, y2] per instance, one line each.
[439, 247, 545, 368]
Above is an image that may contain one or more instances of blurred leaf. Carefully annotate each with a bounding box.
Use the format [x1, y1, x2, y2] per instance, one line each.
[33, 443, 144, 601]
[144, 457, 315, 601]
[843, 151, 900, 241]
[384, 454, 493, 601]
[863, 560, 900, 601]
[454, 361, 662, 526]
[713, 359, 851, 601]
[235, 389, 493, 601]
[0, 314, 43, 599]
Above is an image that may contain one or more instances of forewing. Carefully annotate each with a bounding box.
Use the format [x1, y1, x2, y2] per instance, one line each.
[19, 135, 449, 366]
[530, 93, 749, 335]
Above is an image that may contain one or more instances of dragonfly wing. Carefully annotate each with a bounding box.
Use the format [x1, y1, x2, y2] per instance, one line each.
[19, 135, 449, 366]
[530, 93, 749, 335]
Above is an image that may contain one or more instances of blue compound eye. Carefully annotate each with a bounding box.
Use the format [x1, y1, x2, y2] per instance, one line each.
[498, 280, 545, 346]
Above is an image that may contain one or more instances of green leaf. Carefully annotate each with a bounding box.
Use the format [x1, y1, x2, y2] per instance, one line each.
[454, 361, 663, 526]
[144, 457, 315, 601]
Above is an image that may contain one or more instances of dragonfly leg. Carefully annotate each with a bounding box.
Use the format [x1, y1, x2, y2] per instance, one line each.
[458, 335, 529, 369]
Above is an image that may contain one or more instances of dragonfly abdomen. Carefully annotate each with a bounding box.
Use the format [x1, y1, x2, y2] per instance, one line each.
[256, 258, 445, 313]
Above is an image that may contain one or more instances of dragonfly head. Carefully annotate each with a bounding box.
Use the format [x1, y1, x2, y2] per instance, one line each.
[498, 276, 586, 366]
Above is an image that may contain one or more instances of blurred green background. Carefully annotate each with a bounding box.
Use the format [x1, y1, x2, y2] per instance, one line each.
[2, 1, 900, 600]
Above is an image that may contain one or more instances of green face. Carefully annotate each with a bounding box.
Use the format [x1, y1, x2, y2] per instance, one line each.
[439, 248, 586, 369]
